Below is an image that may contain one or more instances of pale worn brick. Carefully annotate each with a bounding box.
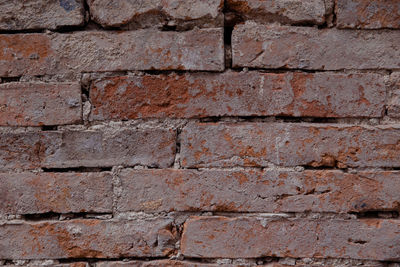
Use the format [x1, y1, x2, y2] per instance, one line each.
[0, 29, 224, 77]
[0, 172, 112, 215]
[0, 128, 175, 170]
[117, 169, 400, 213]
[336, 0, 400, 29]
[90, 72, 385, 120]
[232, 23, 400, 70]
[0, 0, 85, 31]
[0, 82, 82, 126]
[388, 72, 400, 118]
[181, 123, 400, 168]
[181, 216, 400, 260]
[0, 219, 176, 259]
[226, 0, 331, 25]
[88, 0, 224, 30]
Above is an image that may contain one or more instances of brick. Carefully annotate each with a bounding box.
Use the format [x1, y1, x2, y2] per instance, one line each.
[226, 0, 330, 25]
[116, 169, 400, 213]
[336, 0, 400, 29]
[96, 260, 231, 267]
[0, 172, 112, 215]
[88, 0, 224, 30]
[0, 219, 176, 259]
[181, 123, 400, 168]
[0, 82, 82, 126]
[0, 0, 85, 31]
[181, 216, 400, 260]
[388, 72, 400, 118]
[0, 128, 175, 170]
[232, 23, 400, 70]
[0, 29, 224, 77]
[90, 72, 385, 120]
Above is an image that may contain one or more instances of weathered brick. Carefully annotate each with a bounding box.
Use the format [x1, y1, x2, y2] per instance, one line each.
[0, 0, 85, 31]
[0, 29, 224, 77]
[90, 72, 385, 120]
[116, 169, 400, 213]
[226, 0, 330, 25]
[0, 82, 82, 126]
[388, 72, 400, 118]
[96, 260, 232, 267]
[181, 123, 400, 168]
[232, 22, 400, 70]
[0, 128, 175, 170]
[181, 216, 400, 260]
[336, 0, 400, 29]
[0, 172, 112, 215]
[0, 219, 176, 259]
[88, 0, 224, 30]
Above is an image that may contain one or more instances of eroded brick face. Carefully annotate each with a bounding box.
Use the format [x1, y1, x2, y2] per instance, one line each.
[1, 0, 400, 266]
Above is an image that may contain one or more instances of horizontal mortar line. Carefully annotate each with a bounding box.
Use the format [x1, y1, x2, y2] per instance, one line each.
[233, 67, 398, 74]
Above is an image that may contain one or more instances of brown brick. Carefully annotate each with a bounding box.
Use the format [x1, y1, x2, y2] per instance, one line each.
[96, 260, 230, 267]
[336, 0, 400, 29]
[0, 128, 175, 170]
[116, 169, 400, 213]
[0, 0, 85, 31]
[0, 172, 112, 215]
[232, 23, 400, 70]
[0, 29, 224, 77]
[227, 0, 330, 25]
[0, 82, 82, 126]
[0, 219, 176, 259]
[88, 0, 224, 30]
[90, 72, 385, 120]
[181, 123, 400, 168]
[181, 216, 400, 260]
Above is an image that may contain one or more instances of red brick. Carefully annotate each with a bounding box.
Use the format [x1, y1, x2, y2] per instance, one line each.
[0, 82, 82, 126]
[0, 172, 112, 215]
[181, 123, 400, 168]
[96, 260, 231, 267]
[0, 29, 224, 77]
[336, 0, 400, 29]
[0, 128, 175, 170]
[181, 216, 400, 260]
[90, 72, 385, 120]
[232, 23, 400, 70]
[227, 0, 331, 25]
[0, 219, 176, 259]
[88, 0, 224, 30]
[0, 0, 85, 31]
[116, 169, 400, 213]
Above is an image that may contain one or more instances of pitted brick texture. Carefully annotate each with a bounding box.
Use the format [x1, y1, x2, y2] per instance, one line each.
[181, 216, 400, 260]
[1, 0, 400, 265]
[90, 72, 386, 120]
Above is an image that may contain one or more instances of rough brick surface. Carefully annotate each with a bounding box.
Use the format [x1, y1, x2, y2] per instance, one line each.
[0, 219, 176, 259]
[181, 216, 400, 260]
[336, 0, 400, 29]
[0, 0, 85, 31]
[90, 72, 385, 120]
[88, 0, 224, 30]
[117, 169, 400, 213]
[0, 128, 175, 170]
[232, 23, 400, 70]
[0, 29, 224, 77]
[0, 82, 82, 126]
[181, 123, 400, 168]
[0, 172, 112, 215]
[388, 72, 400, 118]
[96, 260, 232, 267]
[226, 0, 330, 25]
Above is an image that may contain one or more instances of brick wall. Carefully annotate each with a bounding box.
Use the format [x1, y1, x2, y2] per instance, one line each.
[1, 0, 400, 266]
